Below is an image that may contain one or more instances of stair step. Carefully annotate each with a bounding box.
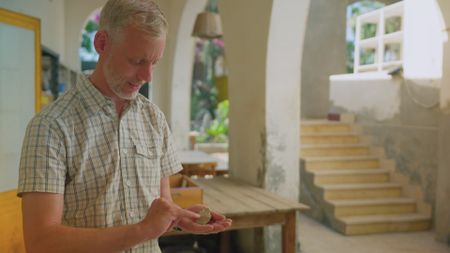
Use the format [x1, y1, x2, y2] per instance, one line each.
[330, 197, 416, 206]
[301, 133, 363, 145]
[300, 119, 432, 236]
[341, 213, 430, 224]
[304, 156, 381, 171]
[301, 120, 346, 126]
[313, 168, 390, 184]
[313, 168, 389, 176]
[301, 143, 371, 157]
[321, 182, 402, 200]
[338, 213, 431, 235]
[304, 155, 381, 162]
[301, 121, 353, 134]
[321, 182, 401, 190]
[327, 198, 417, 217]
[302, 143, 369, 148]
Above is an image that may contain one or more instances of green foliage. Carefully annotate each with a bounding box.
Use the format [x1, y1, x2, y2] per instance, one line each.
[197, 100, 229, 143]
[206, 0, 219, 13]
[361, 23, 377, 39]
[81, 20, 99, 53]
[190, 38, 227, 143]
[360, 48, 376, 65]
[81, 33, 93, 53]
[80, 12, 100, 67]
[346, 41, 355, 73]
[85, 20, 99, 33]
[190, 2, 227, 143]
[385, 16, 402, 34]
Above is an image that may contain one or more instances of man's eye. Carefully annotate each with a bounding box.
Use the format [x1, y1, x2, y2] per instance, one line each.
[130, 59, 143, 65]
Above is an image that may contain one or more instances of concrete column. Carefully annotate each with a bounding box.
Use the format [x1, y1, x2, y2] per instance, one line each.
[264, 1, 309, 252]
[219, 0, 272, 187]
[437, 116, 450, 245]
[436, 0, 450, 245]
[219, 0, 309, 252]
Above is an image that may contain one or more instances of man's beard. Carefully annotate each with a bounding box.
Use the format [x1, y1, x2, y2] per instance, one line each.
[103, 57, 140, 100]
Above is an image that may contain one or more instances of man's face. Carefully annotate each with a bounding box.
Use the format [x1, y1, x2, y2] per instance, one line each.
[102, 26, 166, 100]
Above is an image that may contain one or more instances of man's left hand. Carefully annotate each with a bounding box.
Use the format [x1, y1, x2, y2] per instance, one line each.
[177, 205, 232, 234]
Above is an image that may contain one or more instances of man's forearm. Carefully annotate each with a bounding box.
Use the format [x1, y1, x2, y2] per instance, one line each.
[26, 222, 149, 253]
[160, 176, 172, 201]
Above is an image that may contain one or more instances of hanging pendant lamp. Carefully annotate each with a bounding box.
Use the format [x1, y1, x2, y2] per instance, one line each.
[192, 11, 223, 39]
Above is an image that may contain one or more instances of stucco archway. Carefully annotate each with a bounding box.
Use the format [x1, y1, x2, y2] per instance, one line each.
[168, 0, 207, 150]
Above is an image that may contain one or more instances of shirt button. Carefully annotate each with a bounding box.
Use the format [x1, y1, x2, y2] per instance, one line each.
[122, 149, 128, 154]
[126, 180, 132, 187]
[129, 211, 134, 218]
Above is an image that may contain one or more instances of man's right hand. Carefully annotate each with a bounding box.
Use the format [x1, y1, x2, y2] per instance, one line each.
[139, 197, 200, 239]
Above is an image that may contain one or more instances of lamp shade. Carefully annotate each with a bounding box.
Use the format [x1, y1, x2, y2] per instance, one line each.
[192, 11, 223, 39]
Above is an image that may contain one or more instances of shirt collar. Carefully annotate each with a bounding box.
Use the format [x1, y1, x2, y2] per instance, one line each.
[77, 74, 113, 115]
[76, 74, 142, 116]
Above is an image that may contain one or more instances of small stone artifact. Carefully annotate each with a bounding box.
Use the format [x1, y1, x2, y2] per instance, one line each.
[196, 207, 212, 225]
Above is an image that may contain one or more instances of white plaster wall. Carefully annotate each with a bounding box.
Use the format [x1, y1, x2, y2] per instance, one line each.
[0, 24, 35, 191]
[330, 73, 401, 121]
[403, 0, 445, 80]
[0, 0, 65, 59]
[0, 0, 202, 134]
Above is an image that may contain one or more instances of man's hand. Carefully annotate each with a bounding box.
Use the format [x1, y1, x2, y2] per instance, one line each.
[177, 204, 232, 234]
[139, 198, 200, 239]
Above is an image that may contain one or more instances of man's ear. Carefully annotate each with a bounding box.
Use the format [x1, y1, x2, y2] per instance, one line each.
[94, 30, 109, 54]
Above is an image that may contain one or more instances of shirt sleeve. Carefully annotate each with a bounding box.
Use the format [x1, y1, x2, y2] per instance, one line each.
[158, 112, 183, 178]
[17, 115, 67, 197]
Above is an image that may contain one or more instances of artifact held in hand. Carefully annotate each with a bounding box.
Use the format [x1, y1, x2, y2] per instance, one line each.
[196, 207, 212, 225]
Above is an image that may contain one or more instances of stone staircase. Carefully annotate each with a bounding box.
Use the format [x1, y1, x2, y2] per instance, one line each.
[300, 116, 432, 235]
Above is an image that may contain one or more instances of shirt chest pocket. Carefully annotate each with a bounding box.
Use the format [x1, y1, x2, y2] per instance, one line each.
[134, 143, 161, 191]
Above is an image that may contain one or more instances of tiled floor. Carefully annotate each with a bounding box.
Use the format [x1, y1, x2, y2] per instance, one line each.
[298, 214, 450, 253]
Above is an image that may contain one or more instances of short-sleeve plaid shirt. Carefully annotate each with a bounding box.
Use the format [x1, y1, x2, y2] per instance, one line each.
[18, 75, 182, 253]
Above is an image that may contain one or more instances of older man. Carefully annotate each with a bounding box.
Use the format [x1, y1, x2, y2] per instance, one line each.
[18, 0, 231, 252]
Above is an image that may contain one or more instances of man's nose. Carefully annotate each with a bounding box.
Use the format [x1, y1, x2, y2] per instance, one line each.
[137, 65, 152, 83]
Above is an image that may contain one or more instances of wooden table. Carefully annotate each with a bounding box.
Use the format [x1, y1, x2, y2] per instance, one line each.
[178, 150, 228, 176]
[167, 176, 309, 253]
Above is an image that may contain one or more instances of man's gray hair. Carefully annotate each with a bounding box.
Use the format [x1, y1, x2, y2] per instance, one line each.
[99, 0, 168, 39]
